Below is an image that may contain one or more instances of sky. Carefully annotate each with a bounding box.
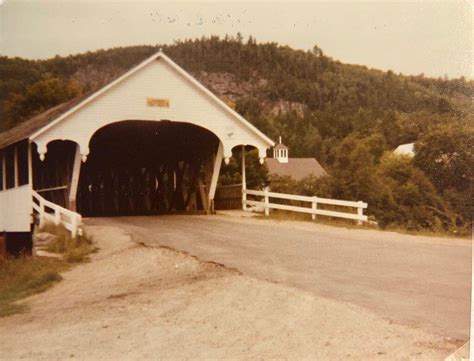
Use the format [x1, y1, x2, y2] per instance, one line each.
[0, 0, 472, 79]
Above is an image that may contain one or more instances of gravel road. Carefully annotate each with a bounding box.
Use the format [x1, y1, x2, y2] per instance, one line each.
[88, 213, 471, 341]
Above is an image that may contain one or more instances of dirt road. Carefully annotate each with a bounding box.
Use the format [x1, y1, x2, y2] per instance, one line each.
[0, 223, 467, 360]
[89, 214, 471, 342]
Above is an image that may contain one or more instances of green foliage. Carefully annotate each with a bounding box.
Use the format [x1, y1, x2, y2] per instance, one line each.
[414, 124, 473, 224]
[218, 156, 241, 186]
[414, 124, 473, 193]
[271, 151, 458, 231]
[319, 137, 396, 226]
[2, 77, 82, 130]
[376, 153, 452, 230]
[266, 175, 299, 195]
[219, 148, 268, 189]
[329, 136, 384, 202]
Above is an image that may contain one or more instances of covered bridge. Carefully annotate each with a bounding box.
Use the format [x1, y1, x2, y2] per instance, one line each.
[0, 50, 274, 254]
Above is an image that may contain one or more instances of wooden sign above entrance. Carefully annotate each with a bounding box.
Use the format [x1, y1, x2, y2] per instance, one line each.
[146, 98, 170, 108]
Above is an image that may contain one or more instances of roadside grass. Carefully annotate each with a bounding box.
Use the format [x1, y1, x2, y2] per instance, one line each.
[254, 209, 376, 229]
[0, 224, 96, 317]
[253, 209, 470, 239]
[0, 257, 68, 317]
[41, 223, 97, 263]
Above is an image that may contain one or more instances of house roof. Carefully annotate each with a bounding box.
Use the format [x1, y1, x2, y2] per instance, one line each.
[273, 143, 288, 150]
[0, 50, 274, 150]
[265, 158, 328, 181]
[393, 143, 415, 157]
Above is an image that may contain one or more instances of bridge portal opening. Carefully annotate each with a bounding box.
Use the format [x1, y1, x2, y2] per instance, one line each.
[76, 120, 220, 217]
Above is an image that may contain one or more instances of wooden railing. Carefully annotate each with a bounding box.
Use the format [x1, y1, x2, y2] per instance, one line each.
[32, 191, 83, 238]
[243, 189, 368, 224]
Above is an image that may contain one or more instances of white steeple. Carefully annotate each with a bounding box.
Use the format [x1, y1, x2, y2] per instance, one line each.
[273, 136, 289, 163]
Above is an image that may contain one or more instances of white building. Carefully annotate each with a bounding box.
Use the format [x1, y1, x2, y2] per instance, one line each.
[393, 143, 415, 157]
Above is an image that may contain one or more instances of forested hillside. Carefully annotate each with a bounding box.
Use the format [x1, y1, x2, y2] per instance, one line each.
[0, 35, 472, 233]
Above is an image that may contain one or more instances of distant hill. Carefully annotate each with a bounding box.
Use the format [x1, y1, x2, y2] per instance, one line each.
[1, 36, 472, 152]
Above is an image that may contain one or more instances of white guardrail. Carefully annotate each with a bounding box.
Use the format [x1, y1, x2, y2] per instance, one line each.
[32, 191, 83, 238]
[243, 189, 368, 225]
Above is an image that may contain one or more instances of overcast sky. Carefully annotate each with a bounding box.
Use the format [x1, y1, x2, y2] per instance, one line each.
[0, 0, 472, 79]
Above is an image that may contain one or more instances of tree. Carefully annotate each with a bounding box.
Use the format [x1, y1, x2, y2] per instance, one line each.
[311, 45, 324, 58]
[414, 124, 473, 193]
[326, 137, 395, 225]
[3, 77, 82, 129]
[378, 153, 452, 229]
[219, 148, 268, 189]
[363, 133, 387, 163]
[414, 124, 473, 225]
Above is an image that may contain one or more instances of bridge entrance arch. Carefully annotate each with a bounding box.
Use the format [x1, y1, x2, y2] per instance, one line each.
[78, 120, 221, 216]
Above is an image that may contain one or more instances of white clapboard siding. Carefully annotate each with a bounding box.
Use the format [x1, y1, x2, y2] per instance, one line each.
[0, 185, 32, 232]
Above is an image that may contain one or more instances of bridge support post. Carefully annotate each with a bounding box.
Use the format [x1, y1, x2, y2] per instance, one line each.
[208, 141, 223, 214]
[28, 141, 33, 187]
[242, 145, 246, 212]
[68, 144, 82, 212]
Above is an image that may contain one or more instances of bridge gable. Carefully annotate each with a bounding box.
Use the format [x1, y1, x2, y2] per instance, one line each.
[31, 51, 274, 162]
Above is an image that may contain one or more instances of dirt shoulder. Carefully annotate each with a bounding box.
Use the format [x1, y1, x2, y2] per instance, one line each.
[0, 225, 463, 360]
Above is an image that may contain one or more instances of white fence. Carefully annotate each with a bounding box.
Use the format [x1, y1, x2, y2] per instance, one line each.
[32, 191, 83, 238]
[243, 189, 368, 224]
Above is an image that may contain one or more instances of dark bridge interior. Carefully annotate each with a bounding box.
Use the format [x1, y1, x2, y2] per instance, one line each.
[33, 121, 220, 217]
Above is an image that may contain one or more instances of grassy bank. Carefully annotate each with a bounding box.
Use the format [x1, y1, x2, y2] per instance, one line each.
[255, 210, 470, 239]
[0, 257, 68, 317]
[41, 223, 97, 263]
[0, 224, 95, 317]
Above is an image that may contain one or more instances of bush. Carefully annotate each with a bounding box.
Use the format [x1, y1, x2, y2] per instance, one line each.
[414, 124, 473, 225]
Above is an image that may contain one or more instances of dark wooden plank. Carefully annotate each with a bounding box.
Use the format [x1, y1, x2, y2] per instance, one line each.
[0, 233, 6, 263]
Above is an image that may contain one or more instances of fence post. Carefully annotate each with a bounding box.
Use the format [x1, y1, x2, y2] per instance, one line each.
[241, 145, 247, 212]
[264, 189, 270, 216]
[71, 215, 77, 239]
[311, 197, 318, 220]
[357, 201, 364, 225]
[77, 215, 83, 236]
